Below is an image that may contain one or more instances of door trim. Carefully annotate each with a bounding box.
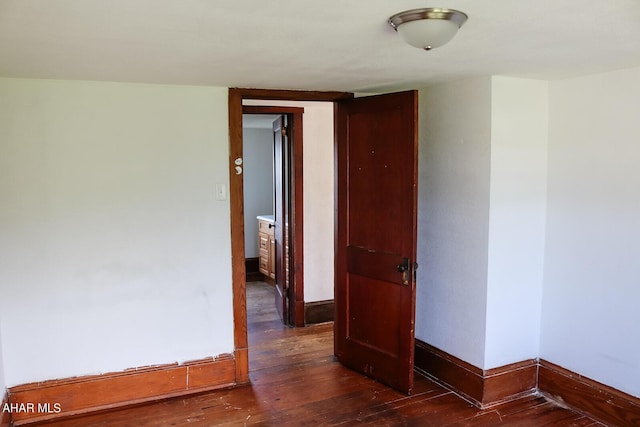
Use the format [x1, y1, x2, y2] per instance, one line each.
[228, 89, 353, 383]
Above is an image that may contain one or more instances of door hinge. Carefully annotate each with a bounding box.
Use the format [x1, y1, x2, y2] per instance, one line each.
[281, 126, 288, 137]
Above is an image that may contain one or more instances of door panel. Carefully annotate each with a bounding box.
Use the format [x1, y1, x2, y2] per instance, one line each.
[346, 246, 406, 285]
[346, 108, 412, 254]
[335, 91, 418, 394]
[347, 274, 403, 356]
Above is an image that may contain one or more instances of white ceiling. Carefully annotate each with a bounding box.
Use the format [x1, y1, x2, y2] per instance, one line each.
[1, 0, 640, 92]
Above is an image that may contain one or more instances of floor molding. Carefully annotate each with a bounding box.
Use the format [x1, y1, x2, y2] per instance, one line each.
[245, 257, 263, 282]
[304, 299, 334, 325]
[1, 391, 11, 427]
[414, 340, 536, 408]
[7, 340, 639, 425]
[538, 359, 640, 427]
[415, 341, 640, 425]
[234, 348, 249, 384]
[8, 354, 236, 425]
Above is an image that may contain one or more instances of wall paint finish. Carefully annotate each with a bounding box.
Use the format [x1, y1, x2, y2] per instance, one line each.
[243, 100, 334, 302]
[484, 77, 548, 368]
[542, 66, 640, 397]
[242, 127, 274, 258]
[416, 78, 492, 368]
[0, 319, 5, 395]
[0, 78, 233, 386]
[418, 77, 549, 370]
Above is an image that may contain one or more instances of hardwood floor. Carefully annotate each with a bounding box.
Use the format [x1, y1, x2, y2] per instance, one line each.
[32, 282, 601, 426]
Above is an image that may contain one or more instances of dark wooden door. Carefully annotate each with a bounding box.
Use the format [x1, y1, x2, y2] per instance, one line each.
[335, 91, 419, 394]
[273, 115, 290, 325]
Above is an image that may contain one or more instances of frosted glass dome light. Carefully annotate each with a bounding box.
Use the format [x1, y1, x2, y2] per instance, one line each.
[388, 8, 468, 51]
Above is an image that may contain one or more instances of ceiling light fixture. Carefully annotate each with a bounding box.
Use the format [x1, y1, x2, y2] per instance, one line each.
[388, 8, 468, 51]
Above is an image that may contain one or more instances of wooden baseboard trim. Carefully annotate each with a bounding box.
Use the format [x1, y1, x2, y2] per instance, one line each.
[538, 359, 640, 427]
[245, 257, 260, 274]
[8, 354, 236, 425]
[304, 300, 334, 325]
[415, 342, 640, 424]
[1, 391, 11, 427]
[483, 359, 538, 407]
[245, 258, 263, 282]
[234, 348, 249, 385]
[414, 340, 483, 406]
[414, 340, 536, 408]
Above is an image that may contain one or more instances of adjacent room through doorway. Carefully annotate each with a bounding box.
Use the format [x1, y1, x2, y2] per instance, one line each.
[240, 99, 335, 331]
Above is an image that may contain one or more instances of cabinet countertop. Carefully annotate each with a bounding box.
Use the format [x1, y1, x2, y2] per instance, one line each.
[257, 214, 274, 223]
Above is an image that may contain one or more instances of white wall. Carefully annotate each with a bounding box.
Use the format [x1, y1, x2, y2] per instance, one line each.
[243, 100, 334, 302]
[418, 76, 549, 370]
[484, 77, 548, 368]
[416, 77, 492, 368]
[0, 78, 234, 386]
[541, 66, 640, 397]
[0, 318, 5, 395]
[242, 127, 274, 258]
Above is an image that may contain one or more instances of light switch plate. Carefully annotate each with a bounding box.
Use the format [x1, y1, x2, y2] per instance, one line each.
[215, 183, 227, 201]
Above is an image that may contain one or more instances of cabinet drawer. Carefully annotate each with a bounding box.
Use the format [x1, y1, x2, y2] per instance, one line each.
[259, 220, 274, 236]
[259, 234, 269, 250]
[259, 255, 269, 274]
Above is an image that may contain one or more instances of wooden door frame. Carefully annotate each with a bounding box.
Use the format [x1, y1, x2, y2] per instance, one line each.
[228, 88, 353, 383]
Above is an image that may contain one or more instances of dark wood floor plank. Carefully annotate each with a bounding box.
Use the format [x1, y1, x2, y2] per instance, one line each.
[32, 281, 600, 427]
[389, 392, 486, 426]
[497, 400, 603, 426]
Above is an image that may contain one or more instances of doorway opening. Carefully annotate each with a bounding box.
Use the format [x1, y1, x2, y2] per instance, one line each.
[229, 89, 352, 383]
[231, 89, 419, 395]
[241, 107, 304, 328]
[241, 101, 337, 328]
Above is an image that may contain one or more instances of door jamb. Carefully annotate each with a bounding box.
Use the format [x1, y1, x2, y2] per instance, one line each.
[228, 89, 353, 383]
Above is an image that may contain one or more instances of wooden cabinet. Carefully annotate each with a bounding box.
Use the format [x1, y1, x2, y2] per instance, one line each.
[258, 218, 275, 280]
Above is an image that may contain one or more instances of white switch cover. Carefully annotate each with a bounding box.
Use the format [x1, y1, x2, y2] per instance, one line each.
[215, 183, 227, 201]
